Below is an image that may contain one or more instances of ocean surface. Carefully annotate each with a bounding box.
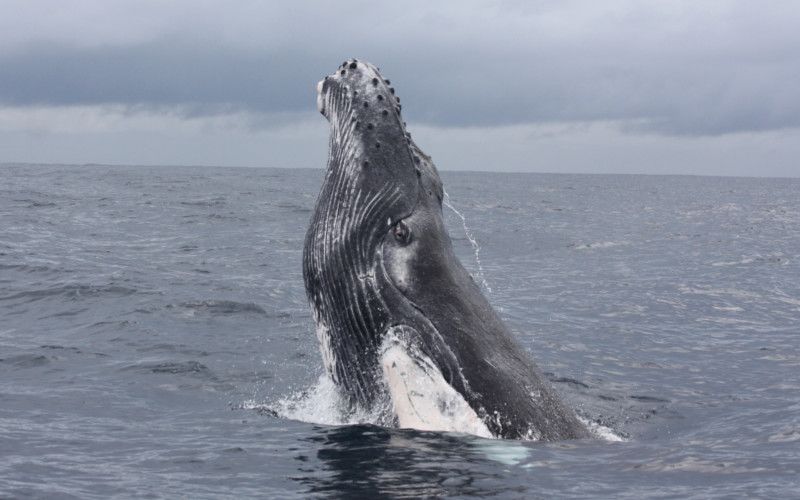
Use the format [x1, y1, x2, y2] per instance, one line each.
[1, 163, 799, 498]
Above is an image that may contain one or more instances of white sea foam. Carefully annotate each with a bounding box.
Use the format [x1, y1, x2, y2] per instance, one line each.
[710, 252, 787, 267]
[711, 257, 756, 267]
[242, 375, 341, 426]
[243, 374, 390, 427]
[254, 375, 626, 445]
[471, 439, 530, 466]
[678, 284, 762, 300]
[573, 241, 629, 250]
[579, 417, 627, 442]
[254, 367, 493, 438]
[712, 305, 744, 312]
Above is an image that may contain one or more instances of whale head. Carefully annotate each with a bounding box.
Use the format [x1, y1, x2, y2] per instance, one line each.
[314, 59, 443, 209]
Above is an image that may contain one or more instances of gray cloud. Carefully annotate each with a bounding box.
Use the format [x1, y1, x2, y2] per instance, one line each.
[0, 40, 323, 115]
[1, 1, 799, 135]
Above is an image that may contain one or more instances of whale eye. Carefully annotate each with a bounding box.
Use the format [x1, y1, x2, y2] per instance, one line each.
[392, 220, 412, 245]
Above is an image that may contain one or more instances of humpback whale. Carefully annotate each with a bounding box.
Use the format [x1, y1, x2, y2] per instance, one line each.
[303, 59, 589, 440]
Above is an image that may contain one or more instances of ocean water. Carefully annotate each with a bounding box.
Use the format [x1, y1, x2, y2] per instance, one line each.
[1, 164, 799, 498]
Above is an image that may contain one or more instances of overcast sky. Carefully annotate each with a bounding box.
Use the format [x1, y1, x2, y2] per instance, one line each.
[2, 0, 799, 176]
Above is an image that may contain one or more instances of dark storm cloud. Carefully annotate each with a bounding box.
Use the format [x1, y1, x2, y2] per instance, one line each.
[2, 1, 799, 135]
[0, 40, 327, 116]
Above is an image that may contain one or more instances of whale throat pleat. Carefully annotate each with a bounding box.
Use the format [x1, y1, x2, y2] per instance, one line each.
[303, 120, 403, 405]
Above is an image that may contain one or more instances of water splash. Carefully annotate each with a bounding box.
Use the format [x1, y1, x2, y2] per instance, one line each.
[243, 374, 394, 427]
[578, 417, 627, 442]
[245, 378, 627, 443]
[442, 190, 492, 294]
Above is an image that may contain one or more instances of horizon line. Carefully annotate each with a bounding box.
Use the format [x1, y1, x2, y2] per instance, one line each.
[1, 161, 797, 181]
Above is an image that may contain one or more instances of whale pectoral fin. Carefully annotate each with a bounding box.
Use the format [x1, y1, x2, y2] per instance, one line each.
[380, 326, 493, 438]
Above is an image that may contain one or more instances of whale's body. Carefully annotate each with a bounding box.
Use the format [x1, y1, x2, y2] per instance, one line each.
[303, 59, 588, 440]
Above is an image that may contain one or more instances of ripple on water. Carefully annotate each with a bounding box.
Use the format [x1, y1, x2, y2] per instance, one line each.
[3, 165, 800, 498]
[0, 284, 139, 304]
[171, 300, 290, 317]
[0, 354, 51, 369]
[121, 360, 217, 380]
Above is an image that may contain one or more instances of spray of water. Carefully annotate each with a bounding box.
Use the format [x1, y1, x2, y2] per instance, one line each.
[242, 377, 627, 442]
[241, 374, 392, 427]
[442, 190, 492, 294]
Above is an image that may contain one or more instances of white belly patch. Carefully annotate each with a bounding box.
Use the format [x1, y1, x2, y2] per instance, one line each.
[380, 327, 493, 438]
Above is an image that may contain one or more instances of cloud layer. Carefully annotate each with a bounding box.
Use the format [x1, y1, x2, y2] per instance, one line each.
[2, 0, 799, 136]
